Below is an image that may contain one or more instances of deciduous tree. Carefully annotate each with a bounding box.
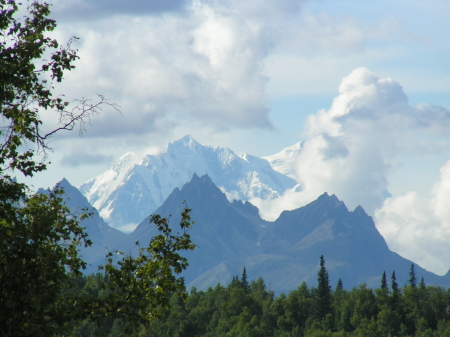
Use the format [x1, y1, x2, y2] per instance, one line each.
[0, 2, 194, 335]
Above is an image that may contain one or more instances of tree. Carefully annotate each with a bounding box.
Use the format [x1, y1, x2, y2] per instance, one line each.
[92, 209, 196, 334]
[0, 183, 92, 336]
[0, 2, 113, 334]
[314, 255, 332, 321]
[0, 2, 194, 335]
[409, 264, 417, 288]
[0, 1, 118, 178]
[380, 271, 388, 290]
[419, 277, 426, 290]
[336, 278, 343, 291]
[390, 271, 401, 311]
[241, 267, 250, 292]
[376, 271, 390, 308]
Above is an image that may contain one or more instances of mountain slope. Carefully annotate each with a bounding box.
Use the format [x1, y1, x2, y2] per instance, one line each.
[131, 174, 266, 281]
[263, 141, 303, 179]
[127, 174, 450, 293]
[55, 179, 131, 274]
[79, 135, 296, 230]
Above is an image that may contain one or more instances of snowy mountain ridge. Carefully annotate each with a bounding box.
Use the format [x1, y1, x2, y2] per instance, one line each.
[263, 141, 303, 179]
[79, 135, 297, 230]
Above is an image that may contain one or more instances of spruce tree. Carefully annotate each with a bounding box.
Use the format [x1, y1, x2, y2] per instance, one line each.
[409, 264, 417, 288]
[381, 271, 388, 290]
[391, 271, 398, 293]
[336, 278, 343, 291]
[419, 277, 426, 290]
[315, 255, 332, 320]
[390, 271, 400, 310]
[241, 267, 250, 292]
[376, 270, 389, 308]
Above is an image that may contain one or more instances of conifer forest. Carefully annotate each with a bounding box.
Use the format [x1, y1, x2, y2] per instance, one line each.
[66, 260, 450, 337]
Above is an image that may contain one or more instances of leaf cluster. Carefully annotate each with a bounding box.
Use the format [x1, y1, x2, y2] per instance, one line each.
[0, 176, 92, 336]
[83, 209, 196, 334]
[0, 1, 119, 177]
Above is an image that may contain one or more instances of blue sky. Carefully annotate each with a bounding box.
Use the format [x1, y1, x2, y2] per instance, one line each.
[20, 0, 450, 274]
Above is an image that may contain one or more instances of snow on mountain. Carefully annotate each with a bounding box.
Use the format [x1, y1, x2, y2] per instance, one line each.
[79, 135, 296, 230]
[263, 141, 303, 179]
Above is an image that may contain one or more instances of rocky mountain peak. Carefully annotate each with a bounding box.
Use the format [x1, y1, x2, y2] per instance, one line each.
[79, 136, 296, 230]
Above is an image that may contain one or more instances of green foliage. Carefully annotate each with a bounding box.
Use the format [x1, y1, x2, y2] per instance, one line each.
[93, 209, 196, 333]
[0, 178, 91, 336]
[0, 0, 118, 177]
[0, 0, 74, 175]
[60, 266, 449, 337]
[0, 2, 192, 336]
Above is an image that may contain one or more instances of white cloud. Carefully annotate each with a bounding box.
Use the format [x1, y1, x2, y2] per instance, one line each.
[375, 161, 450, 275]
[280, 68, 410, 213]
[254, 67, 450, 274]
[292, 68, 450, 213]
[47, 0, 313, 144]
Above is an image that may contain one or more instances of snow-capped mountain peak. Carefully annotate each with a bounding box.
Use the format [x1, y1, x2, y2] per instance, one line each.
[167, 135, 201, 152]
[79, 136, 297, 230]
[263, 141, 303, 179]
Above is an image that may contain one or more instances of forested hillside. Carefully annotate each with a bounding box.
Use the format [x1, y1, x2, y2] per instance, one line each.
[66, 259, 450, 337]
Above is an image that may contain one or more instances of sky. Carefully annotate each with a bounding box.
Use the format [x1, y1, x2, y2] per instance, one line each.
[17, 0, 450, 275]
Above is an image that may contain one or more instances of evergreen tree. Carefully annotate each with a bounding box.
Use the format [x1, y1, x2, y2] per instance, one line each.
[390, 271, 401, 310]
[241, 267, 250, 292]
[376, 271, 390, 308]
[381, 271, 388, 290]
[336, 278, 343, 291]
[409, 264, 417, 288]
[391, 271, 398, 293]
[419, 277, 426, 290]
[314, 255, 332, 320]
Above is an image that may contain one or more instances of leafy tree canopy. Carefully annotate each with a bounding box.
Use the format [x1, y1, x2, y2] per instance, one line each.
[0, 2, 195, 336]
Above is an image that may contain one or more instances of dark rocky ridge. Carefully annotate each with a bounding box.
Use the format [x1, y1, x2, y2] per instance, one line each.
[60, 175, 450, 293]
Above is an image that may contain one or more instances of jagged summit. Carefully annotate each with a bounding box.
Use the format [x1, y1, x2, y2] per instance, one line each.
[167, 135, 200, 151]
[52, 178, 128, 273]
[79, 136, 296, 230]
[57, 177, 71, 186]
[58, 173, 450, 292]
[124, 174, 450, 292]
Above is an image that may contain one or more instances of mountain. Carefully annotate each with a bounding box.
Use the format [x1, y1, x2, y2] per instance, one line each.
[129, 174, 450, 293]
[263, 141, 303, 179]
[79, 135, 296, 230]
[130, 174, 265, 281]
[55, 179, 131, 274]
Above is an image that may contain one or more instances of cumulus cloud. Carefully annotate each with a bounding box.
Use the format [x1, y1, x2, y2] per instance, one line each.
[375, 161, 450, 275]
[44, 0, 311, 143]
[292, 68, 450, 213]
[254, 67, 450, 273]
[31, 1, 450, 274]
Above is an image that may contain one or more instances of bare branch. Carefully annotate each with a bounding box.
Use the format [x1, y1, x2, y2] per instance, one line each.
[40, 94, 121, 140]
